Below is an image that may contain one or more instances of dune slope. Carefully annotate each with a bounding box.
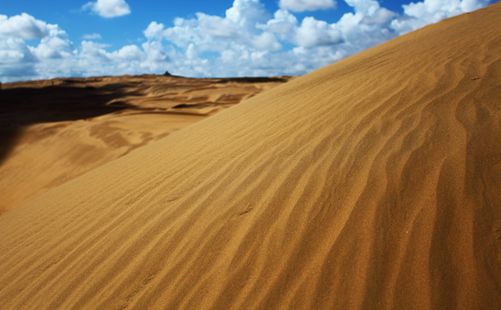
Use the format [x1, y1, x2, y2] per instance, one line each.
[1, 4, 501, 309]
[0, 76, 286, 211]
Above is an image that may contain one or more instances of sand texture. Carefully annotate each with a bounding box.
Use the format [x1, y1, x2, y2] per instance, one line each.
[0, 4, 500, 309]
[0, 76, 288, 210]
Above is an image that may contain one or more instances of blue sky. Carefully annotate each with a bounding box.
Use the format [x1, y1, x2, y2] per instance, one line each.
[1, 1, 241, 49]
[0, 1, 406, 47]
[0, 0, 495, 81]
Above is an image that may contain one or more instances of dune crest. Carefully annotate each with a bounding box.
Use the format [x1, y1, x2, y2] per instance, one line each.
[1, 4, 501, 309]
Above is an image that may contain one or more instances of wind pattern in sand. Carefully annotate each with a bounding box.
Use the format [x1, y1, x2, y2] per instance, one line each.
[0, 4, 500, 310]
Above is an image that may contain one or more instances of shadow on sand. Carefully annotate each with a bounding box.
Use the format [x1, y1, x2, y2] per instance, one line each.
[0, 82, 142, 165]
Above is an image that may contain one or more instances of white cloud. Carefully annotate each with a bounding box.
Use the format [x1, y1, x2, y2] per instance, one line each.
[0, 13, 72, 81]
[0, 0, 494, 82]
[344, 0, 381, 14]
[84, 0, 131, 18]
[226, 0, 269, 29]
[280, 0, 336, 12]
[0, 37, 37, 79]
[115, 45, 142, 60]
[391, 0, 490, 34]
[260, 9, 298, 41]
[30, 24, 72, 60]
[296, 17, 342, 48]
[460, 0, 490, 11]
[253, 32, 281, 51]
[335, 0, 395, 49]
[148, 0, 270, 51]
[0, 13, 49, 40]
[144, 22, 165, 40]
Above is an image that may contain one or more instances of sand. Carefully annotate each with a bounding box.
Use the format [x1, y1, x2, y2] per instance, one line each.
[0, 76, 288, 211]
[0, 4, 500, 309]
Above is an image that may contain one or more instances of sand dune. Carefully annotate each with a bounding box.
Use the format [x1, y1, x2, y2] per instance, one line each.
[1, 4, 501, 309]
[0, 76, 287, 211]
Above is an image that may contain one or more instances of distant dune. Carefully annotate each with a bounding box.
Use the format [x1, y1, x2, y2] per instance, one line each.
[0, 4, 500, 309]
[0, 75, 288, 211]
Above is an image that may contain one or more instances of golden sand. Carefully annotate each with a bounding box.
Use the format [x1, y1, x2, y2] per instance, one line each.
[0, 4, 500, 309]
[0, 76, 287, 210]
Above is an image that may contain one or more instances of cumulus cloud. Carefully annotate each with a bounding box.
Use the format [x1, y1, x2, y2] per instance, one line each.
[0, 13, 49, 40]
[391, 0, 490, 34]
[144, 22, 165, 40]
[0, 0, 494, 82]
[259, 9, 298, 41]
[226, 0, 269, 28]
[143, 0, 270, 55]
[0, 13, 72, 81]
[0, 37, 37, 80]
[280, 0, 336, 12]
[83, 0, 131, 18]
[296, 17, 342, 48]
[0, 12, 165, 81]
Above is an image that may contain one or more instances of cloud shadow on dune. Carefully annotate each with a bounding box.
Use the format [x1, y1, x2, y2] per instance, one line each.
[0, 81, 143, 165]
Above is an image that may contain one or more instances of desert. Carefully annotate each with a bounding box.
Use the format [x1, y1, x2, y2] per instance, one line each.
[0, 1, 500, 310]
[0, 75, 288, 211]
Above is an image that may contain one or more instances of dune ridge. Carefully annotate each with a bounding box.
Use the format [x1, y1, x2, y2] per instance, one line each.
[1, 4, 501, 309]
